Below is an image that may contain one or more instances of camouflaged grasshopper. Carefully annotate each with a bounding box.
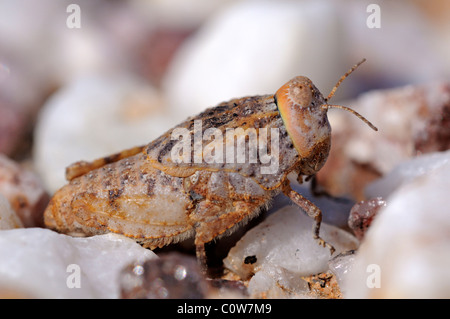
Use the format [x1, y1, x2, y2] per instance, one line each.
[44, 59, 377, 269]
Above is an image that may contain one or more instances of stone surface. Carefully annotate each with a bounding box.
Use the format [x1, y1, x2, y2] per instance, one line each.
[340, 1, 448, 89]
[343, 152, 450, 298]
[0, 228, 156, 298]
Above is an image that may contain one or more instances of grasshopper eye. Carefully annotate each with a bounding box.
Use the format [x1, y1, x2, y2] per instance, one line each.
[275, 77, 313, 110]
[274, 76, 330, 159]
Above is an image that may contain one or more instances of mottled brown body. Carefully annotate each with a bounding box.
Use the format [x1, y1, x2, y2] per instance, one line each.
[46, 149, 280, 252]
[45, 60, 377, 269]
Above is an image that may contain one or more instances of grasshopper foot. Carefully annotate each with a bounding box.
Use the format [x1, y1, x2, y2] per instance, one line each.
[316, 237, 336, 256]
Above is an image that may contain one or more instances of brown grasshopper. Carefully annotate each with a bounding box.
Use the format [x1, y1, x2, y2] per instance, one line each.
[44, 59, 377, 270]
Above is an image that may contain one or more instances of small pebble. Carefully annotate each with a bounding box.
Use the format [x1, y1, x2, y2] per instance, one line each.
[0, 154, 49, 227]
[348, 197, 387, 241]
[120, 252, 210, 299]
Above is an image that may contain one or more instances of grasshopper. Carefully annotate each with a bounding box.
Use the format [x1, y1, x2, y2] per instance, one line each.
[44, 60, 377, 270]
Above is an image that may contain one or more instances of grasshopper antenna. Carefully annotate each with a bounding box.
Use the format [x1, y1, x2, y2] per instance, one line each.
[322, 58, 377, 131]
[322, 104, 378, 131]
[326, 58, 366, 102]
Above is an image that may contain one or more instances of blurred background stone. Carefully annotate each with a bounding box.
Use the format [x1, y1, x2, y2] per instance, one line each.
[317, 81, 450, 201]
[366, 150, 450, 199]
[0, 154, 48, 227]
[163, 0, 346, 120]
[33, 74, 174, 193]
[0, 97, 28, 157]
[343, 151, 450, 298]
[0, 193, 23, 230]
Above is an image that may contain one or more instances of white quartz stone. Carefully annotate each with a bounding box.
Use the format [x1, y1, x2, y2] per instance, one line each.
[0, 228, 156, 298]
[247, 264, 310, 299]
[224, 205, 358, 297]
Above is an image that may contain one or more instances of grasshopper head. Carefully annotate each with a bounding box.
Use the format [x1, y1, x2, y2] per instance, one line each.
[275, 59, 377, 174]
[275, 75, 330, 162]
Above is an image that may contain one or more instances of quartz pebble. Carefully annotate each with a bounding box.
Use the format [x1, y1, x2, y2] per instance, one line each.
[120, 252, 210, 299]
[343, 151, 450, 298]
[0, 228, 156, 298]
[223, 205, 358, 298]
[0, 154, 49, 227]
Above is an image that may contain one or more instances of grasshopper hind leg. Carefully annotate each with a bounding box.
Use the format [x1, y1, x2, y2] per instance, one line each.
[65, 145, 145, 181]
[191, 199, 268, 274]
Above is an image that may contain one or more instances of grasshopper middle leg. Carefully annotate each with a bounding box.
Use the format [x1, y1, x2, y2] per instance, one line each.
[282, 182, 336, 255]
